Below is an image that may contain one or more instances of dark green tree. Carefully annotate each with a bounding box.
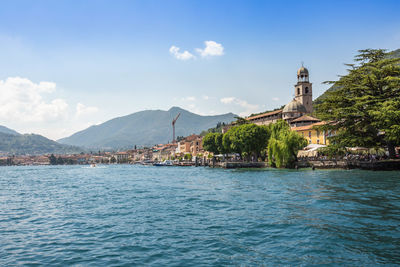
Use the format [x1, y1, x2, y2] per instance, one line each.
[57, 156, 64, 165]
[315, 49, 400, 157]
[49, 154, 57, 165]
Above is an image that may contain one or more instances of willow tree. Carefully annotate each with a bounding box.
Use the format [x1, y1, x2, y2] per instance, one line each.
[315, 49, 400, 157]
[267, 120, 307, 168]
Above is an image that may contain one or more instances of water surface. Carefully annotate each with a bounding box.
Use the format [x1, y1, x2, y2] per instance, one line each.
[1, 165, 399, 266]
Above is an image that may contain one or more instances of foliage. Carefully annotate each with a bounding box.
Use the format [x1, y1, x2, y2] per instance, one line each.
[49, 154, 57, 165]
[184, 153, 192, 160]
[222, 124, 270, 160]
[202, 133, 221, 154]
[315, 49, 400, 157]
[318, 145, 347, 158]
[267, 120, 307, 168]
[200, 122, 227, 136]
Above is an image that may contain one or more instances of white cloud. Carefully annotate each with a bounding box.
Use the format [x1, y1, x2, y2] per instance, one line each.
[202, 95, 210, 100]
[0, 77, 68, 122]
[220, 97, 259, 117]
[76, 103, 99, 117]
[220, 97, 235, 104]
[169, 45, 195, 60]
[272, 97, 280, 101]
[196, 41, 224, 57]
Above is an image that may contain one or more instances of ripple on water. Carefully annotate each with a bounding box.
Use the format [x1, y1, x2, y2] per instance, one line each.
[0, 165, 399, 266]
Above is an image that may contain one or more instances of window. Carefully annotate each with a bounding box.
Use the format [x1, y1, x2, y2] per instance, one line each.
[297, 88, 300, 95]
[316, 130, 320, 138]
[309, 131, 311, 138]
[317, 139, 320, 144]
[305, 87, 309, 94]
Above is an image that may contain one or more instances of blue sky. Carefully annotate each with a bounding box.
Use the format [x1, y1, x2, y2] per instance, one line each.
[0, 0, 399, 139]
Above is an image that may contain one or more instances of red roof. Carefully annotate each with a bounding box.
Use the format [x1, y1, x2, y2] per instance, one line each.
[246, 109, 282, 121]
[291, 121, 326, 131]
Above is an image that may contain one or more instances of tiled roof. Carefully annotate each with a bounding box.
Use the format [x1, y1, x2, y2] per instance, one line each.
[291, 121, 326, 131]
[291, 115, 321, 123]
[246, 109, 282, 121]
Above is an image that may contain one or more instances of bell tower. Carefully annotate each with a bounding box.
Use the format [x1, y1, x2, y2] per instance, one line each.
[294, 65, 313, 114]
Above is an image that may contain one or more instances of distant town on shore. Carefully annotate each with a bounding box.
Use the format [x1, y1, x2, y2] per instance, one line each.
[1, 48, 400, 170]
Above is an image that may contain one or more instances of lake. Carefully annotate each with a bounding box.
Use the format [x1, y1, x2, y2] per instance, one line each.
[1, 165, 399, 266]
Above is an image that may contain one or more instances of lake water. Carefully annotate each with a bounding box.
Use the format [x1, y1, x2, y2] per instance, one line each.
[1, 165, 399, 266]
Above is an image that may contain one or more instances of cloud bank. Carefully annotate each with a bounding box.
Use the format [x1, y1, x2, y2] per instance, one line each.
[0, 77, 68, 122]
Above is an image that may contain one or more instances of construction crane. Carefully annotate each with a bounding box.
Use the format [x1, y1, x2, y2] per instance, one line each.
[172, 113, 181, 143]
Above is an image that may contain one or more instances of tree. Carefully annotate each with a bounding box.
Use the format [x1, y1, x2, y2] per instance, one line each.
[49, 154, 57, 165]
[222, 124, 270, 161]
[203, 132, 220, 154]
[267, 120, 307, 168]
[315, 49, 400, 157]
[184, 153, 192, 161]
[57, 156, 64, 165]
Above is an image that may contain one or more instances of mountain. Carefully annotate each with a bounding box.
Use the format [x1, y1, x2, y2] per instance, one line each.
[59, 107, 237, 149]
[0, 132, 82, 155]
[314, 48, 400, 105]
[0, 125, 20, 136]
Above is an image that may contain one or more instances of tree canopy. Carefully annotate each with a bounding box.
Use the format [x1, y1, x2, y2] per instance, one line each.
[315, 49, 400, 157]
[267, 120, 307, 168]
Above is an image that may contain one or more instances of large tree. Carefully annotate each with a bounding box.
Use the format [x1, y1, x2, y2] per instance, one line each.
[222, 123, 269, 160]
[202, 132, 221, 154]
[315, 49, 400, 157]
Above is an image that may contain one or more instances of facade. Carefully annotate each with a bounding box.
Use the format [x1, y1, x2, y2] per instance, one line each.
[291, 122, 329, 145]
[246, 66, 313, 126]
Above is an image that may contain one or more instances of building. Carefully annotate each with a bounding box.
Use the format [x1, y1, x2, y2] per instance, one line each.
[114, 152, 129, 163]
[246, 66, 313, 125]
[291, 121, 330, 145]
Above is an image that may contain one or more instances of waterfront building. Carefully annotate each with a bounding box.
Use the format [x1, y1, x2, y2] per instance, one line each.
[246, 66, 313, 125]
[291, 121, 330, 145]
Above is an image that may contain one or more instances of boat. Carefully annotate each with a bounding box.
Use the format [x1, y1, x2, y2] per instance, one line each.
[153, 160, 174, 166]
[90, 163, 96, 168]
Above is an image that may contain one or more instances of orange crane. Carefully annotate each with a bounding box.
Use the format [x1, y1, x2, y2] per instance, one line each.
[172, 113, 181, 143]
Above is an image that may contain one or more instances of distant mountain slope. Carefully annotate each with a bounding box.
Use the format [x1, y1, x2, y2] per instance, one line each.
[59, 107, 237, 149]
[0, 125, 20, 136]
[0, 132, 82, 155]
[314, 48, 400, 105]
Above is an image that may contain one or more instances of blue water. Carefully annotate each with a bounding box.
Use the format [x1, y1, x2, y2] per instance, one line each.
[0, 165, 399, 266]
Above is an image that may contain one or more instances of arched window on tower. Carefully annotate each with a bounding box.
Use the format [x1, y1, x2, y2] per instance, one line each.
[297, 88, 300, 95]
[305, 87, 309, 94]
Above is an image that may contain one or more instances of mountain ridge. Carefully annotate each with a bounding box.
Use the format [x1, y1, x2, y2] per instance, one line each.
[58, 107, 237, 149]
[0, 132, 82, 155]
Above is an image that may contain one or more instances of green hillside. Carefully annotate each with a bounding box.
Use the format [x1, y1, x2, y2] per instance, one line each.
[58, 107, 237, 149]
[314, 48, 400, 105]
[0, 125, 20, 136]
[0, 132, 83, 155]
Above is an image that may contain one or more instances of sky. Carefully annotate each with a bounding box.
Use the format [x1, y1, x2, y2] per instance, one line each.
[0, 0, 399, 140]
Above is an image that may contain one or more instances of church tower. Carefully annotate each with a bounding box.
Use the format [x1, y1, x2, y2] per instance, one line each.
[294, 66, 313, 114]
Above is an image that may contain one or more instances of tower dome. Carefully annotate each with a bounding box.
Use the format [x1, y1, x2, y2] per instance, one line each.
[282, 99, 307, 121]
[283, 99, 307, 113]
[297, 66, 309, 82]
